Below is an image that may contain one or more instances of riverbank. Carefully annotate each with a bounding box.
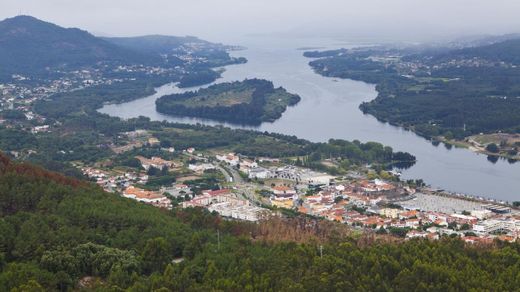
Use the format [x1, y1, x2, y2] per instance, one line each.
[98, 37, 520, 201]
[354, 116, 520, 162]
[438, 134, 520, 162]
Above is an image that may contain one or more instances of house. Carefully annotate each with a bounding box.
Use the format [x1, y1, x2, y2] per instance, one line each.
[216, 153, 239, 166]
[31, 125, 50, 133]
[182, 189, 270, 221]
[162, 147, 175, 153]
[300, 174, 334, 185]
[271, 186, 296, 200]
[161, 184, 192, 198]
[208, 201, 268, 222]
[426, 212, 448, 223]
[448, 214, 478, 226]
[406, 230, 429, 239]
[379, 208, 400, 219]
[124, 129, 148, 138]
[399, 210, 418, 220]
[188, 163, 215, 173]
[248, 167, 272, 179]
[148, 137, 160, 146]
[123, 186, 172, 209]
[473, 218, 520, 235]
[271, 199, 295, 209]
[434, 219, 449, 227]
[136, 156, 175, 171]
[182, 189, 235, 208]
[470, 210, 493, 220]
[405, 218, 421, 229]
[240, 159, 258, 170]
[363, 216, 386, 228]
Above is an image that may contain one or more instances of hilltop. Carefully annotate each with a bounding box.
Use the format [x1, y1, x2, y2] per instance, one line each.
[0, 16, 157, 78]
[0, 16, 244, 82]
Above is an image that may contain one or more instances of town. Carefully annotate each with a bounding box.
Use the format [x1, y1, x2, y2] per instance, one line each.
[79, 131, 520, 243]
[1, 19, 519, 245]
[0, 39, 242, 133]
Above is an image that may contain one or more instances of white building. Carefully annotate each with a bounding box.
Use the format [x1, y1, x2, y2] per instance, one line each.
[123, 186, 172, 209]
[248, 167, 272, 179]
[216, 153, 240, 166]
[208, 202, 268, 222]
[240, 159, 258, 171]
[473, 219, 520, 235]
[188, 163, 215, 173]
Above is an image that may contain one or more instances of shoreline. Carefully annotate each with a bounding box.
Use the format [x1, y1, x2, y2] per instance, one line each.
[415, 185, 518, 208]
[360, 111, 520, 162]
[436, 136, 520, 162]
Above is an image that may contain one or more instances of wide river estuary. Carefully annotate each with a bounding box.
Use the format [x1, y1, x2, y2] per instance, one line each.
[100, 36, 520, 202]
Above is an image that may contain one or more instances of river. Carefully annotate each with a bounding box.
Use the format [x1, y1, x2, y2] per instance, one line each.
[99, 36, 520, 202]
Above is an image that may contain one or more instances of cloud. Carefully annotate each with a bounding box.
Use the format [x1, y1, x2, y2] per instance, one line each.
[1, 0, 519, 42]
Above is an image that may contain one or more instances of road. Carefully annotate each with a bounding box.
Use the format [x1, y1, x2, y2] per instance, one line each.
[216, 164, 234, 183]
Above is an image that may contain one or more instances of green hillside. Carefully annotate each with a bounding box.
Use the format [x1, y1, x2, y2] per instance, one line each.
[308, 38, 520, 140]
[0, 153, 519, 290]
[0, 16, 159, 79]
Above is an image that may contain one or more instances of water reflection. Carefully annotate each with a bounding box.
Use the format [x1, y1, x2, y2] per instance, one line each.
[487, 155, 499, 164]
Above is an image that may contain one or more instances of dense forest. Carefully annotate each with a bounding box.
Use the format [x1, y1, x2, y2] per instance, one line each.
[307, 39, 520, 140]
[156, 79, 301, 124]
[177, 70, 221, 88]
[0, 16, 160, 80]
[0, 153, 519, 291]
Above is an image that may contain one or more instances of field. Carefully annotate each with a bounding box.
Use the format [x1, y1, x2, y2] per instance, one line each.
[470, 133, 520, 146]
[170, 88, 255, 108]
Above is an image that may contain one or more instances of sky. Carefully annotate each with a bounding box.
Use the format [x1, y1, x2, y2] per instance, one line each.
[1, 0, 520, 43]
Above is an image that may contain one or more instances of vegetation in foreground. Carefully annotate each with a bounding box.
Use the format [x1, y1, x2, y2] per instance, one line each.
[1, 153, 520, 291]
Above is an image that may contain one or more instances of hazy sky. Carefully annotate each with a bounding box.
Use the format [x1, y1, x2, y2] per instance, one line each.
[1, 0, 520, 43]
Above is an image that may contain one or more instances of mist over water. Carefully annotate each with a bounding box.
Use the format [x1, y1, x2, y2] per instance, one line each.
[100, 36, 520, 202]
[3, 0, 520, 43]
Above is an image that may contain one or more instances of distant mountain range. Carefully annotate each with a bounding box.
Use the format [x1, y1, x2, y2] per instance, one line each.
[431, 38, 520, 65]
[0, 16, 218, 80]
[395, 34, 520, 65]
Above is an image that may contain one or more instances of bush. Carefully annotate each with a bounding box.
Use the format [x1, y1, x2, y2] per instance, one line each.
[486, 143, 500, 153]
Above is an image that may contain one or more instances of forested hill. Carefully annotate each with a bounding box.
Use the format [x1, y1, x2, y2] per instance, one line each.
[156, 79, 301, 124]
[307, 37, 520, 141]
[1, 153, 520, 291]
[425, 38, 520, 65]
[0, 16, 243, 82]
[0, 16, 158, 78]
[103, 35, 246, 69]
[101, 35, 204, 67]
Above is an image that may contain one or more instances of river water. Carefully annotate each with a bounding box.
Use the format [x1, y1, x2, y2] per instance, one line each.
[99, 36, 520, 202]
